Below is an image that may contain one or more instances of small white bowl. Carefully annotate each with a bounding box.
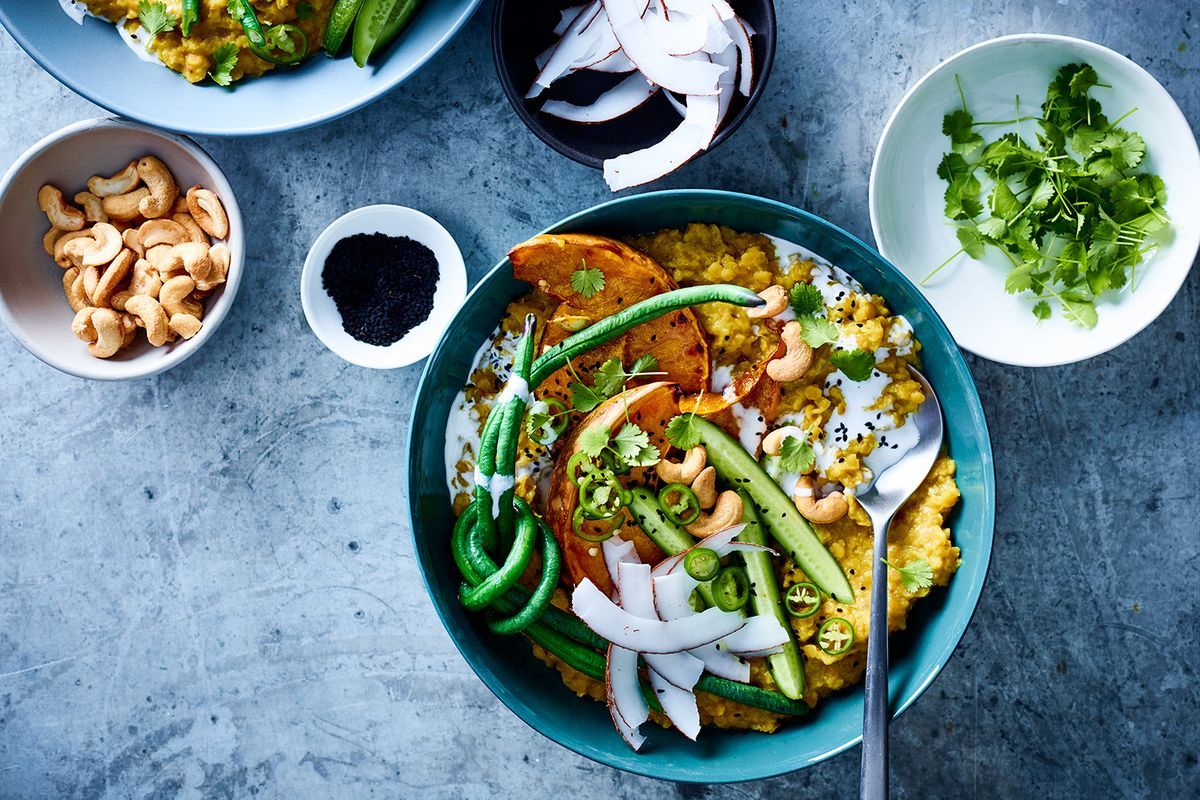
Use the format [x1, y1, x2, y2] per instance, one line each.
[0, 117, 244, 381]
[870, 34, 1200, 367]
[301, 205, 467, 369]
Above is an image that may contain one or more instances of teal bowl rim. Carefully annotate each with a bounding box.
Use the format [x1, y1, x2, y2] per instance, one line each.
[406, 189, 995, 782]
[0, 1, 483, 137]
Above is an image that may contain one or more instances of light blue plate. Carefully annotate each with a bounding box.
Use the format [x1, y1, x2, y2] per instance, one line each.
[0, 1, 481, 136]
[407, 190, 995, 782]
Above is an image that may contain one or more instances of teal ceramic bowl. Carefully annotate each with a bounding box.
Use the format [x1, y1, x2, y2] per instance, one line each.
[0, 1, 481, 136]
[407, 190, 994, 782]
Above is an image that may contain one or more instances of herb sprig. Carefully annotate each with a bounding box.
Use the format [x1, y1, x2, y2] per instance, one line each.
[137, 1, 178, 37]
[579, 423, 661, 470]
[929, 64, 1169, 328]
[570, 260, 606, 298]
[881, 558, 934, 592]
[568, 355, 659, 413]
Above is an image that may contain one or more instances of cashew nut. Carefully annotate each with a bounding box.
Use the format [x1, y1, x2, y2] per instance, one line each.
[92, 248, 133, 307]
[38, 185, 86, 231]
[690, 466, 717, 509]
[110, 290, 133, 311]
[74, 191, 109, 224]
[119, 313, 138, 348]
[746, 284, 789, 319]
[185, 186, 229, 239]
[87, 161, 140, 197]
[124, 295, 170, 347]
[761, 425, 808, 459]
[137, 219, 189, 249]
[122, 227, 144, 258]
[53, 229, 93, 268]
[172, 196, 189, 214]
[655, 446, 707, 485]
[164, 242, 212, 281]
[196, 243, 229, 291]
[61, 268, 84, 312]
[71, 307, 98, 342]
[128, 258, 162, 298]
[159, 275, 201, 318]
[766, 320, 815, 383]
[82, 266, 103, 305]
[686, 491, 744, 537]
[77, 223, 123, 267]
[793, 476, 848, 524]
[86, 308, 124, 358]
[43, 228, 62, 256]
[145, 244, 176, 274]
[169, 313, 202, 340]
[102, 187, 151, 221]
[172, 213, 209, 244]
[136, 156, 179, 219]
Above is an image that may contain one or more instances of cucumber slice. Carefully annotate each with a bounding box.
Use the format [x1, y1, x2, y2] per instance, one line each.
[690, 417, 854, 603]
[737, 490, 806, 700]
[351, 0, 422, 67]
[324, 0, 366, 54]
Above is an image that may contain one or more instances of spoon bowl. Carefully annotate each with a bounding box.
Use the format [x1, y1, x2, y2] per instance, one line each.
[857, 367, 944, 800]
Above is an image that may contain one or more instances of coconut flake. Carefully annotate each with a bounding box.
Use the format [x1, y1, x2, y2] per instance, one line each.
[541, 73, 660, 123]
[603, 91, 719, 190]
[601, 0, 727, 95]
[606, 644, 648, 749]
[573, 579, 746, 653]
[720, 614, 789, 656]
[527, 2, 605, 99]
[649, 669, 702, 740]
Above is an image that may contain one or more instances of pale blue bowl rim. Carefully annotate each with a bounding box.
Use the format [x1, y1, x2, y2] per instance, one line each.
[0, 1, 482, 137]
[406, 188, 996, 782]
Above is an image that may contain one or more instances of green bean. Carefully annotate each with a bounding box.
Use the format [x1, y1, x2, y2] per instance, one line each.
[460, 505, 537, 611]
[528, 285, 764, 387]
[486, 517, 560, 636]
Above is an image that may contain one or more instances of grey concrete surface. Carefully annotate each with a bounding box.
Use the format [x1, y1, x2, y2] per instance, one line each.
[2, 1, 1198, 798]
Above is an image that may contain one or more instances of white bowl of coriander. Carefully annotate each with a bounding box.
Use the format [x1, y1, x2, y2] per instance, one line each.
[869, 34, 1200, 367]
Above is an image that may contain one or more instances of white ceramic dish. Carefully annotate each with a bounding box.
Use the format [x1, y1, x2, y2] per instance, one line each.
[301, 205, 467, 369]
[0, 118, 244, 381]
[870, 34, 1200, 367]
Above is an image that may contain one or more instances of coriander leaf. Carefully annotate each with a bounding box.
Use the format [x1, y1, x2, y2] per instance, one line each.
[1060, 295, 1099, 328]
[138, 0, 177, 36]
[798, 315, 839, 349]
[955, 226, 987, 259]
[209, 42, 239, 86]
[569, 381, 606, 413]
[611, 423, 650, 459]
[577, 425, 610, 458]
[525, 400, 553, 439]
[944, 173, 983, 220]
[976, 216, 1007, 240]
[1067, 64, 1099, 97]
[592, 358, 628, 397]
[989, 181, 1021, 221]
[570, 263, 606, 298]
[1004, 265, 1035, 294]
[1026, 177, 1055, 211]
[1032, 300, 1052, 321]
[936, 152, 972, 184]
[665, 414, 701, 449]
[829, 348, 876, 382]
[789, 283, 825, 317]
[943, 109, 983, 154]
[881, 558, 933, 592]
[1087, 129, 1145, 177]
[779, 435, 815, 474]
[629, 443, 661, 468]
[629, 353, 658, 375]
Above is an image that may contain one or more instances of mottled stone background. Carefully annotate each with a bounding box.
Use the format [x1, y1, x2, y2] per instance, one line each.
[1, 1, 1197, 798]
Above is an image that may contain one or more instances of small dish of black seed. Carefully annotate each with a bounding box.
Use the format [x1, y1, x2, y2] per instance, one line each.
[322, 232, 440, 347]
[302, 205, 467, 369]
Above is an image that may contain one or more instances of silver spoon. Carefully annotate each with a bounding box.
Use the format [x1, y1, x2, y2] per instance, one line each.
[856, 367, 944, 800]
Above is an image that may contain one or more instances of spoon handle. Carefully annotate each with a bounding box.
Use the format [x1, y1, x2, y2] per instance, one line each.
[860, 514, 892, 800]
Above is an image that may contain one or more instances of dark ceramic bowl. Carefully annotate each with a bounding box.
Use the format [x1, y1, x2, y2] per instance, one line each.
[493, 0, 776, 169]
[406, 190, 996, 782]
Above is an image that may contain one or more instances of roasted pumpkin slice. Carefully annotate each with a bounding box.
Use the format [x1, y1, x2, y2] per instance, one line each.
[546, 381, 680, 594]
[510, 233, 711, 392]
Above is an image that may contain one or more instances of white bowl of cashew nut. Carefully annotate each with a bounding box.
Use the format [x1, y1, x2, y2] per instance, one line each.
[0, 117, 243, 380]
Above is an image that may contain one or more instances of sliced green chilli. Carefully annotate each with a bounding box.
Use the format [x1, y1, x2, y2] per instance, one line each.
[817, 617, 855, 655]
[713, 565, 750, 612]
[658, 482, 701, 525]
[683, 547, 720, 581]
[785, 581, 821, 618]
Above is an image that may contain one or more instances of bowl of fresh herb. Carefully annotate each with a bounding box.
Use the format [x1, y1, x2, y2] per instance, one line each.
[869, 34, 1200, 367]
